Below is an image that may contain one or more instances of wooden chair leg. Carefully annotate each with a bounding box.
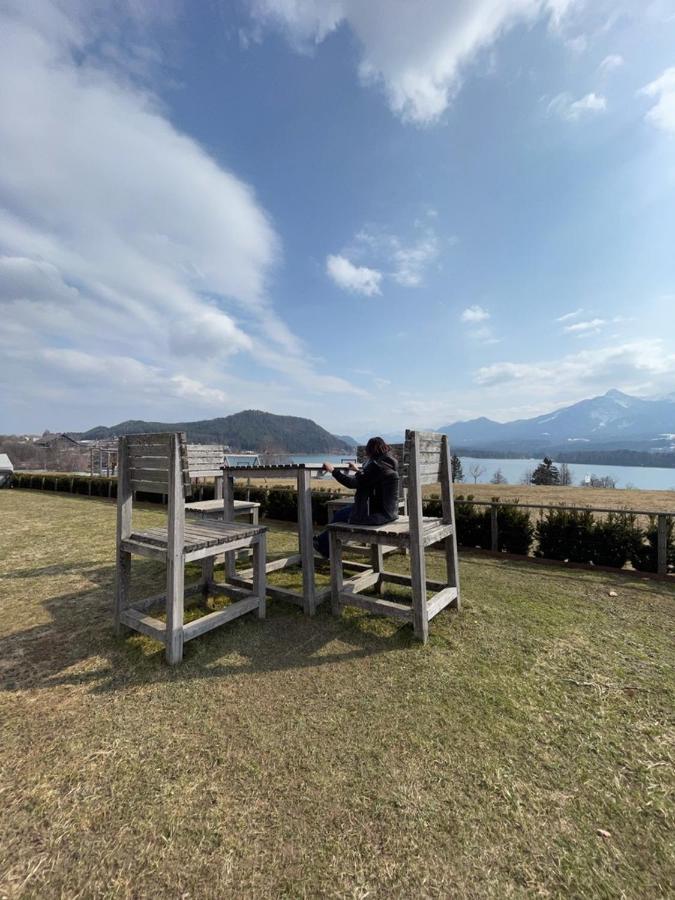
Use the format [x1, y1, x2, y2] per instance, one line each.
[329, 532, 343, 616]
[409, 541, 429, 643]
[114, 549, 131, 635]
[252, 535, 266, 619]
[165, 556, 185, 665]
[370, 543, 384, 594]
[200, 557, 214, 598]
[445, 534, 460, 611]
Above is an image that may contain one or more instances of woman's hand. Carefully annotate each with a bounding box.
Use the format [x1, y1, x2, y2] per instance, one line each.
[348, 461, 359, 471]
[322, 462, 335, 473]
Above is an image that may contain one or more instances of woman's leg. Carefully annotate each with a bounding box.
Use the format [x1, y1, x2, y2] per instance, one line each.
[315, 504, 353, 558]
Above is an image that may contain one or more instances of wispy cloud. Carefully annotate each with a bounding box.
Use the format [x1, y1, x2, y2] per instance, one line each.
[598, 53, 623, 75]
[640, 67, 675, 135]
[474, 340, 675, 401]
[330, 215, 443, 294]
[460, 305, 490, 323]
[564, 317, 606, 334]
[548, 91, 607, 121]
[325, 254, 383, 296]
[556, 307, 584, 322]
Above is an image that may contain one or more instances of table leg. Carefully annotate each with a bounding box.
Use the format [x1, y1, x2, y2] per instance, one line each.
[297, 467, 316, 616]
[222, 474, 237, 580]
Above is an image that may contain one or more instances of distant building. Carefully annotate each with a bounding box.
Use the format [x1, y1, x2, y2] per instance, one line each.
[0, 453, 14, 487]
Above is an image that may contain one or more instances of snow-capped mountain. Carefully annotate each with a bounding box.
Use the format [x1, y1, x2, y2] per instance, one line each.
[439, 390, 675, 451]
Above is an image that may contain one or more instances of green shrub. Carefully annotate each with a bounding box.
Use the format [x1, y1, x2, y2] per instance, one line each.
[535, 508, 596, 563]
[591, 512, 643, 568]
[631, 516, 675, 573]
[496, 502, 534, 555]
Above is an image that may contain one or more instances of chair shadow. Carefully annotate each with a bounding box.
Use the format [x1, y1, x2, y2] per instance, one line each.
[0, 558, 413, 696]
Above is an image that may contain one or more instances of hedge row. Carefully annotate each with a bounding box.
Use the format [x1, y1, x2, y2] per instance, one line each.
[10, 475, 673, 573]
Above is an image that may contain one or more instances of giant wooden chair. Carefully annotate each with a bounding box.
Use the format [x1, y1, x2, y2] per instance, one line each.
[328, 430, 460, 642]
[114, 433, 267, 664]
[184, 444, 261, 525]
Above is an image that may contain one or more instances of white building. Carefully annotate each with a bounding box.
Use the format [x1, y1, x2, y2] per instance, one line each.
[0, 453, 14, 487]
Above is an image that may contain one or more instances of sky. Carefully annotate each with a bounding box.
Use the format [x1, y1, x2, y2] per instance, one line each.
[1, 0, 674, 437]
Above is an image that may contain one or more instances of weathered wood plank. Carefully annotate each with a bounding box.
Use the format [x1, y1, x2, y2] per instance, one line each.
[130, 478, 170, 494]
[182, 596, 260, 641]
[252, 535, 266, 619]
[165, 433, 185, 665]
[427, 586, 458, 619]
[114, 435, 133, 634]
[342, 570, 380, 594]
[441, 433, 461, 612]
[329, 531, 344, 616]
[408, 431, 429, 643]
[119, 608, 167, 642]
[297, 467, 316, 616]
[380, 571, 447, 591]
[237, 553, 302, 579]
[338, 592, 413, 620]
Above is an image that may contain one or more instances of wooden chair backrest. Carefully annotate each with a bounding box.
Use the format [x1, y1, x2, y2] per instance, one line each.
[356, 442, 406, 500]
[186, 444, 224, 479]
[403, 430, 455, 535]
[120, 432, 191, 497]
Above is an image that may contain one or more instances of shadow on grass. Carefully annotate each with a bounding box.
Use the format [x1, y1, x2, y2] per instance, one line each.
[0, 557, 412, 695]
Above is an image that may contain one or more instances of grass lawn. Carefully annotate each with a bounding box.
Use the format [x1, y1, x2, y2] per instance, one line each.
[1, 490, 673, 898]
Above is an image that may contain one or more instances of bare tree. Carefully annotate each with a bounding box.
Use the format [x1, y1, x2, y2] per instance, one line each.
[469, 463, 486, 484]
[520, 468, 534, 485]
[490, 468, 508, 485]
[558, 462, 573, 486]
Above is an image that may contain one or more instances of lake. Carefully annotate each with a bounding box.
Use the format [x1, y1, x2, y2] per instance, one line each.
[289, 454, 675, 491]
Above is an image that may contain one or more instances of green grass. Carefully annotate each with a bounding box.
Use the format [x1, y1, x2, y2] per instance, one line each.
[0, 490, 673, 899]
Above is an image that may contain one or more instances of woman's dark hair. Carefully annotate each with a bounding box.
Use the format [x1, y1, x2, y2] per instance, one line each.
[365, 436, 391, 458]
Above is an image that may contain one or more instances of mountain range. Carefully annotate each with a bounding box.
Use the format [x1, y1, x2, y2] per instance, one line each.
[439, 390, 675, 454]
[73, 410, 351, 454]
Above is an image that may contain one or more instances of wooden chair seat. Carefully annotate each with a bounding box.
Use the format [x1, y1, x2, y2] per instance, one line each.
[127, 519, 265, 554]
[185, 499, 261, 516]
[329, 516, 453, 548]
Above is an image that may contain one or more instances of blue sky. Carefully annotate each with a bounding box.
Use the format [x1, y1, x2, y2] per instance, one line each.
[1, 0, 674, 436]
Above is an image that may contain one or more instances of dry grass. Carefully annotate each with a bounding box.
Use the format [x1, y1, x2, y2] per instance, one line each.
[451, 482, 675, 513]
[1, 490, 673, 899]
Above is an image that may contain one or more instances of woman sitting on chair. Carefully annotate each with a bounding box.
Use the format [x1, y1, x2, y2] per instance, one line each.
[313, 436, 399, 558]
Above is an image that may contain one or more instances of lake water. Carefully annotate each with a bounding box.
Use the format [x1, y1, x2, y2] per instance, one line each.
[289, 454, 675, 492]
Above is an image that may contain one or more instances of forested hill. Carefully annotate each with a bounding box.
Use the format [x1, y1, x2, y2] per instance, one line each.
[73, 410, 351, 453]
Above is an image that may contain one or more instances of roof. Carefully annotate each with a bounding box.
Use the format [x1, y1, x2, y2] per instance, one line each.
[0, 454, 14, 471]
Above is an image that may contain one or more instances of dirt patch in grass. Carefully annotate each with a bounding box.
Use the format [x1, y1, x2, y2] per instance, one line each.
[1, 490, 673, 898]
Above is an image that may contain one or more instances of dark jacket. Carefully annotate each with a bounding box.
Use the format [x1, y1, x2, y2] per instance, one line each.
[332, 453, 399, 525]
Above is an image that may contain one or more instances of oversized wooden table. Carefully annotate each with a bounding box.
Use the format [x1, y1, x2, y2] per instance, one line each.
[220, 463, 352, 616]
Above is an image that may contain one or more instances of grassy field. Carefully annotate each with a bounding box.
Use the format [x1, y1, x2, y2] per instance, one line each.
[1, 490, 673, 899]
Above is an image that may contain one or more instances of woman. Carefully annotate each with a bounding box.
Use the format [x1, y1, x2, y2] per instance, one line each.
[314, 436, 399, 558]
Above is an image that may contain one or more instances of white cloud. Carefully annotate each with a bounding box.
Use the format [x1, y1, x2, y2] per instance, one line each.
[474, 340, 675, 399]
[249, 0, 579, 124]
[0, 1, 362, 428]
[548, 91, 607, 120]
[326, 254, 383, 296]
[391, 232, 439, 286]
[598, 53, 623, 75]
[640, 67, 675, 135]
[563, 317, 606, 333]
[555, 307, 584, 322]
[330, 218, 442, 293]
[461, 305, 490, 323]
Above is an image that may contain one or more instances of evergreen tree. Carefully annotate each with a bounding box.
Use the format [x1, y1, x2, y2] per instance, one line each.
[451, 453, 464, 482]
[531, 456, 560, 485]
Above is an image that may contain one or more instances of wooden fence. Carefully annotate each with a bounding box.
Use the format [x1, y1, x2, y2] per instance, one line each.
[461, 499, 674, 577]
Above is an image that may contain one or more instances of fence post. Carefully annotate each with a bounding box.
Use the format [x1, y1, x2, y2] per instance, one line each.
[490, 503, 498, 552]
[657, 514, 668, 576]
